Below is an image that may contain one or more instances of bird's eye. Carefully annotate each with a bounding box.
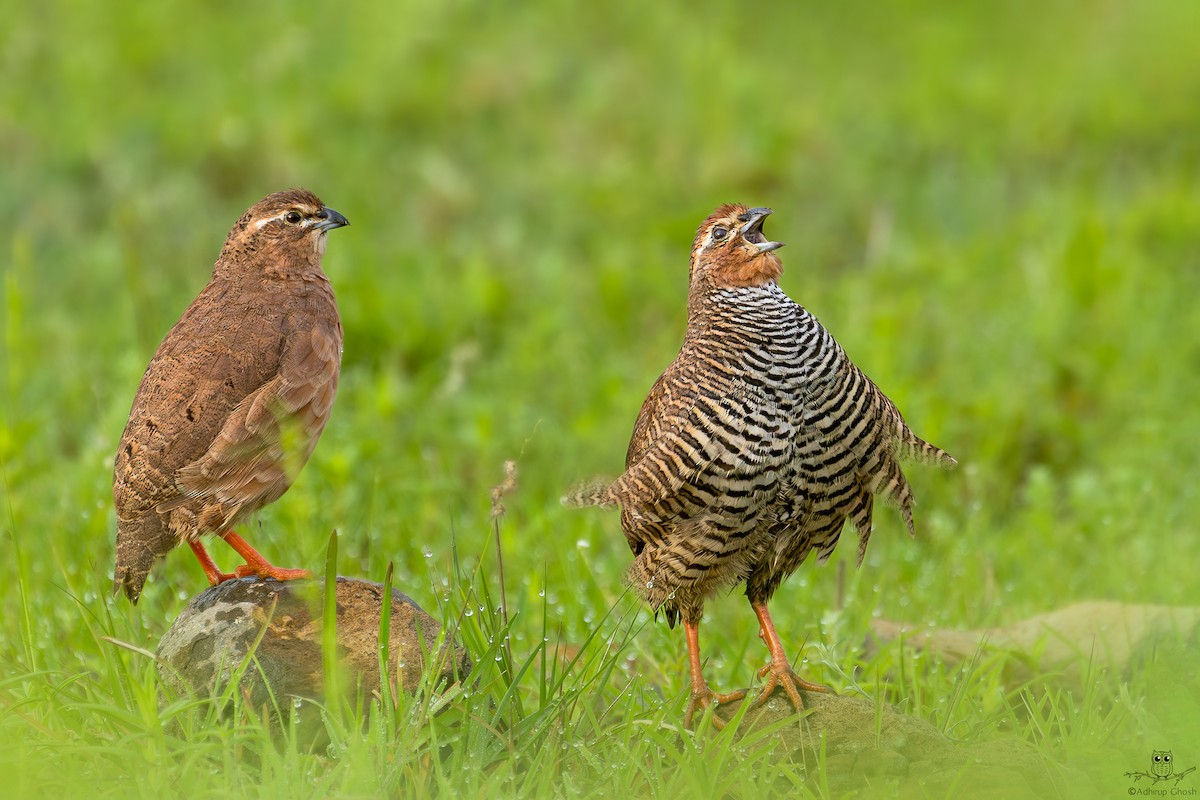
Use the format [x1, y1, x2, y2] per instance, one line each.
[284, 211, 302, 225]
[712, 226, 728, 241]
[1165, 756, 1172, 762]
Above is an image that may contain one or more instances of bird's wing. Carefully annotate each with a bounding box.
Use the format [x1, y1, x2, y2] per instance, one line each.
[162, 323, 340, 513]
[113, 285, 282, 517]
[609, 361, 786, 519]
[624, 371, 670, 468]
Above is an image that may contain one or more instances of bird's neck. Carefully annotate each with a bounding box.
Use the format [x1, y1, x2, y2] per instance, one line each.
[685, 281, 793, 339]
[212, 244, 327, 283]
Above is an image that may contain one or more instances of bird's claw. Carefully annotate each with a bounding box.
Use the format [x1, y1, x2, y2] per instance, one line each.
[208, 569, 238, 585]
[684, 685, 747, 730]
[752, 662, 833, 713]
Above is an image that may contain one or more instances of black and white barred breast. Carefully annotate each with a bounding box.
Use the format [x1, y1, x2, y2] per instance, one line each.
[583, 281, 953, 624]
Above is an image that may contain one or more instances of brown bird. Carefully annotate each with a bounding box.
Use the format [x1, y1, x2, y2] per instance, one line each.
[112, 188, 349, 602]
[568, 204, 955, 726]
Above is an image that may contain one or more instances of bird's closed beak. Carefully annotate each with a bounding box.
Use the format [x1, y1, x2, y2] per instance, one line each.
[315, 207, 350, 232]
[738, 207, 784, 253]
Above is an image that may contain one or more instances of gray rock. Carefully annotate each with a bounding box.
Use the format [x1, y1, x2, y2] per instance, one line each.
[156, 576, 471, 723]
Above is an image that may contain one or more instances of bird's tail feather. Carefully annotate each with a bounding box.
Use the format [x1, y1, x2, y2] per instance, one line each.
[847, 485, 876, 566]
[895, 427, 957, 468]
[869, 456, 917, 537]
[560, 475, 620, 508]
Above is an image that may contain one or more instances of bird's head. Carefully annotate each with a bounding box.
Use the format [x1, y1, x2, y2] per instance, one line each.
[688, 203, 784, 289]
[219, 188, 349, 272]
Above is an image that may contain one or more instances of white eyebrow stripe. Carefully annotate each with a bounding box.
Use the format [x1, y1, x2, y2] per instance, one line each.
[253, 212, 287, 230]
[253, 210, 319, 230]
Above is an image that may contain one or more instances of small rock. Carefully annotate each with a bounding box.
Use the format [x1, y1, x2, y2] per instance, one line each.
[156, 577, 471, 718]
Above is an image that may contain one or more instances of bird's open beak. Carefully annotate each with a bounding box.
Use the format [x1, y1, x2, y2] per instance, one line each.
[738, 207, 783, 253]
[315, 207, 350, 232]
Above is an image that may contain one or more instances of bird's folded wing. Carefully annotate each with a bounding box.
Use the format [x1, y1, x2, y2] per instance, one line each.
[162, 325, 340, 510]
[608, 384, 785, 517]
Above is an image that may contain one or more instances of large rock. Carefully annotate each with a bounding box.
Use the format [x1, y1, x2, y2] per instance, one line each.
[156, 577, 471, 724]
[715, 690, 1080, 798]
[869, 601, 1200, 691]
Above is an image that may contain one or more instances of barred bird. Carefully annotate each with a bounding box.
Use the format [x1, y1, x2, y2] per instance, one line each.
[112, 189, 349, 602]
[567, 204, 955, 726]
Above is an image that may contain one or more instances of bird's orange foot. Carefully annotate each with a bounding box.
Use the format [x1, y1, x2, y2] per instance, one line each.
[189, 540, 238, 585]
[232, 563, 314, 582]
[218, 530, 312, 582]
[685, 684, 747, 730]
[753, 661, 833, 713]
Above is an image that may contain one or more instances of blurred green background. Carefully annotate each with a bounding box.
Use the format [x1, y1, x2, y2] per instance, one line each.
[2, 0, 1199, 796]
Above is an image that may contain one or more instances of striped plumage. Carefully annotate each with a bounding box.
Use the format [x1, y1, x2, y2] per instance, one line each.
[569, 203, 954, 725]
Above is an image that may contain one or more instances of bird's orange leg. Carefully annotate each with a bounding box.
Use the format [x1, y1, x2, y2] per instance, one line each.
[219, 530, 313, 582]
[683, 619, 746, 729]
[750, 602, 833, 713]
[189, 540, 237, 585]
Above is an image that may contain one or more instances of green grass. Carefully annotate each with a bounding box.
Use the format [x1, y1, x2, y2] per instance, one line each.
[3, 0, 1200, 796]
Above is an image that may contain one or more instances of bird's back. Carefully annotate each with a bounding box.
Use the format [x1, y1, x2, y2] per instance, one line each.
[113, 273, 342, 598]
[113, 279, 293, 520]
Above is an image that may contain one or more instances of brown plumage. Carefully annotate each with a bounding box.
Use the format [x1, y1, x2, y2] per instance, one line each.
[112, 189, 349, 602]
[567, 204, 955, 726]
